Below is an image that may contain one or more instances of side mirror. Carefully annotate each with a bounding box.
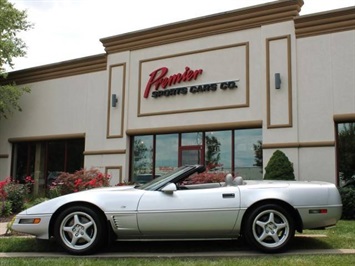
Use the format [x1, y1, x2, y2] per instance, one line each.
[161, 183, 177, 193]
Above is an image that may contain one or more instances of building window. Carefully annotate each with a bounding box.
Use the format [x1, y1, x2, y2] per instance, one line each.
[337, 123, 355, 186]
[11, 138, 85, 190]
[181, 132, 203, 146]
[131, 128, 262, 181]
[131, 135, 154, 183]
[155, 134, 178, 176]
[234, 128, 263, 180]
[12, 142, 36, 182]
[205, 131, 232, 172]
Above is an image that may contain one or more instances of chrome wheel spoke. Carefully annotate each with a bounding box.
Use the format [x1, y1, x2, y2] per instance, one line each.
[81, 231, 93, 243]
[63, 225, 74, 233]
[257, 231, 269, 242]
[252, 209, 290, 248]
[271, 233, 281, 243]
[82, 220, 93, 230]
[60, 211, 97, 250]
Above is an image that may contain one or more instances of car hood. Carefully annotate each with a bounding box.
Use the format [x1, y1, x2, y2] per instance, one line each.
[20, 185, 144, 215]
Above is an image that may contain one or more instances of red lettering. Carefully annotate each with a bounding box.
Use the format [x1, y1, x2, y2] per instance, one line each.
[144, 67, 168, 98]
[143, 66, 203, 98]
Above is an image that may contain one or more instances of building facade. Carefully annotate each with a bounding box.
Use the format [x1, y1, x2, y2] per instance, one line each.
[1, 0, 355, 192]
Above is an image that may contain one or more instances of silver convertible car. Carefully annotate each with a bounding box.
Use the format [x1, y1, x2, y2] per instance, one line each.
[12, 165, 342, 255]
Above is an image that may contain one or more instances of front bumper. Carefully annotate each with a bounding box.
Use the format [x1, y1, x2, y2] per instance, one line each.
[12, 214, 52, 239]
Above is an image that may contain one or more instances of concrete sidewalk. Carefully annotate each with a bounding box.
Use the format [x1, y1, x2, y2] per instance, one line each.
[0, 222, 8, 235]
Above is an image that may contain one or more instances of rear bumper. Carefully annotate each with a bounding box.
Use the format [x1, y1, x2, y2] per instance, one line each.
[297, 205, 342, 229]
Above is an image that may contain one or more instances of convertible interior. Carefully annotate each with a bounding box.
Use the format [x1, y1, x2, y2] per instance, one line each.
[182, 174, 245, 190]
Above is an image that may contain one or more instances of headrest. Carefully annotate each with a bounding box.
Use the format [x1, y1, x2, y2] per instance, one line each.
[224, 173, 234, 186]
[234, 176, 244, 185]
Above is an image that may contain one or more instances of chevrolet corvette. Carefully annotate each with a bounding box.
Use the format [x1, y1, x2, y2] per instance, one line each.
[12, 165, 342, 255]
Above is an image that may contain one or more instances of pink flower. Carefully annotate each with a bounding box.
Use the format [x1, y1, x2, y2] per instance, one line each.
[89, 179, 97, 186]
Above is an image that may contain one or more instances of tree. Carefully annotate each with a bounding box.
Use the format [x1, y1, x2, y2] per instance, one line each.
[338, 123, 355, 182]
[205, 135, 221, 170]
[0, 0, 32, 119]
[253, 140, 263, 171]
[264, 150, 295, 180]
[132, 139, 152, 175]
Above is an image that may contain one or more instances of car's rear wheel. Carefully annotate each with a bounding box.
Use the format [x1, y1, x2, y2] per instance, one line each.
[244, 204, 295, 253]
[54, 206, 106, 255]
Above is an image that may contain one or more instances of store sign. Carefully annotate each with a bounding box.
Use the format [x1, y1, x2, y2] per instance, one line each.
[144, 66, 238, 99]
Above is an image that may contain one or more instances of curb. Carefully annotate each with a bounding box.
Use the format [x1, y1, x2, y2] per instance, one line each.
[0, 249, 355, 258]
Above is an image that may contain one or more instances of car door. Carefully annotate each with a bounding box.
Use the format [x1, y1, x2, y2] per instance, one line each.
[137, 185, 241, 237]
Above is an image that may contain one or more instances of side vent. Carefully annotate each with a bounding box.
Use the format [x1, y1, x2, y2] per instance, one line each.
[112, 216, 120, 229]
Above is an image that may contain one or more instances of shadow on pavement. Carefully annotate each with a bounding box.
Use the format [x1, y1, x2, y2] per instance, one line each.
[0, 234, 334, 254]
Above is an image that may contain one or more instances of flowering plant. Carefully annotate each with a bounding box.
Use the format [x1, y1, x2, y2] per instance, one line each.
[116, 181, 135, 186]
[1, 176, 33, 216]
[183, 171, 226, 185]
[49, 168, 111, 197]
[0, 178, 9, 216]
[0, 178, 8, 200]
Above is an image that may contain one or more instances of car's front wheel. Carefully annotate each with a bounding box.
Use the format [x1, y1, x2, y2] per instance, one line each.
[54, 206, 106, 255]
[244, 204, 295, 253]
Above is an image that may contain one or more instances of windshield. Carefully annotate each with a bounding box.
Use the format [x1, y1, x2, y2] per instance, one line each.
[137, 165, 195, 191]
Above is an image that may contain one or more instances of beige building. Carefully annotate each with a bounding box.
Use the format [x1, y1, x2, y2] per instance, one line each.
[1, 0, 355, 192]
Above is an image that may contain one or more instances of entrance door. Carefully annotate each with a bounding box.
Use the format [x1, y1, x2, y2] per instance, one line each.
[179, 145, 203, 165]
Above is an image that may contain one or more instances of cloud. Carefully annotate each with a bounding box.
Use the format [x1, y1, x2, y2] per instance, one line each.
[7, 0, 355, 71]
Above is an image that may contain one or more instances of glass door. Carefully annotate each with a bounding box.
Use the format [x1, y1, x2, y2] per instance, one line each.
[179, 146, 203, 166]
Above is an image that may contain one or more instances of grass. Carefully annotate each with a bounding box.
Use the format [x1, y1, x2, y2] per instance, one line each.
[0, 256, 355, 266]
[0, 220, 354, 265]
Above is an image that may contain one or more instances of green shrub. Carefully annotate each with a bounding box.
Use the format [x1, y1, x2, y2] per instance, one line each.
[4, 181, 28, 213]
[264, 150, 295, 180]
[47, 185, 62, 199]
[0, 176, 33, 216]
[338, 187, 355, 220]
[23, 197, 48, 210]
[0, 200, 12, 217]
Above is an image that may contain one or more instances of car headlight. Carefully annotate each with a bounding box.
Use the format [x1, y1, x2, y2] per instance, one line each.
[19, 218, 41, 224]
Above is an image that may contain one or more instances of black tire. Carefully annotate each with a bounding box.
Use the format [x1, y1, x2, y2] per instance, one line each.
[244, 204, 295, 253]
[54, 206, 107, 255]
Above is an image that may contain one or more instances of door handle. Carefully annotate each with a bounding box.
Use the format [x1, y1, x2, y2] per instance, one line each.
[222, 193, 235, 198]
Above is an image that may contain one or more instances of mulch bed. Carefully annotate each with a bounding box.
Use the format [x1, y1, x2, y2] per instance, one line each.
[0, 214, 28, 237]
[0, 215, 15, 223]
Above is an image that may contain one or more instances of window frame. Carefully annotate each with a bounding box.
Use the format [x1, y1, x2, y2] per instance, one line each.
[130, 128, 262, 181]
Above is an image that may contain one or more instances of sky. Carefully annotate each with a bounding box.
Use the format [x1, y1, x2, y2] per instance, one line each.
[7, 0, 355, 71]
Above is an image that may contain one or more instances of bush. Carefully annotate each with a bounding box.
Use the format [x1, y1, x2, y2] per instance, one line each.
[0, 178, 8, 200]
[338, 187, 355, 220]
[183, 171, 226, 184]
[23, 197, 48, 210]
[0, 200, 12, 217]
[47, 185, 62, 199]
[4, 181, 28, 213]
[49, 168, 110, 197]
[0, 177, 32, 214]
[264, 150, 295, 180]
